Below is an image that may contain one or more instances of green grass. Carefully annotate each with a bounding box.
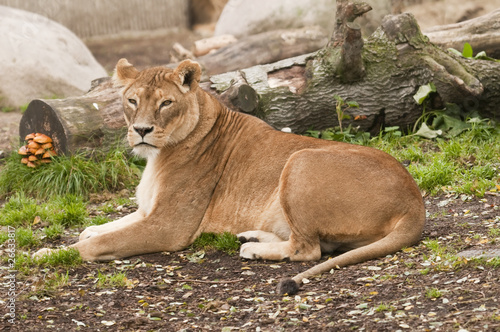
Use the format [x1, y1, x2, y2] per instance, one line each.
[0, 231, 8, 244]
[34, 247, 82, 267]
[0, 193, 88, 227]
[375, 303, 396, 312]
[5, 248, 82, 275]
[96, 270, 128, 288]
[421, 237, 500, 271]
[312, 121, 500, 197]
[1, 106, 15, 113]
[36, 271, 70, 295]
[470, 257, 500, 268]
[43, 223, 65, 240]
[15, 227, 40, 248]
[87, 215, 112, 226]
[489, 228, 500, 238]
[0, 147, 144, 199]
[190, 232, 241, 255]
[94, 197, 135, 216]
[425, 287, 443, 299]
[50, 195, 88, 226]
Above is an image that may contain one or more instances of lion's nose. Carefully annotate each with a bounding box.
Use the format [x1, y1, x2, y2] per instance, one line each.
[134, 126, 154, 138]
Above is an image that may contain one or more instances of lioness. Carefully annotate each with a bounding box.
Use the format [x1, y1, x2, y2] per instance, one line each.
[35, 59, 425, 295]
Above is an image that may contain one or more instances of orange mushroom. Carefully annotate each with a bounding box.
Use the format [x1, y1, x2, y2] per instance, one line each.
[42, 149, 57, 158]
[25, 133, 36, 141]
[34, 134, 53, 144]
[41, 142, 53, 149]
[27, 141, 41, 149]
[18, 146, 29, 155]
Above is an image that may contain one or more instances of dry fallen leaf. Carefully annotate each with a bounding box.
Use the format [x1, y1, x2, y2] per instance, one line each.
[33, 216, 41, 225]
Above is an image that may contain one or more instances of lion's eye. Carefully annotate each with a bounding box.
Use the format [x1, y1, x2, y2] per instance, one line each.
[128, 98, 137, 105]
[161, 100, 172, 108]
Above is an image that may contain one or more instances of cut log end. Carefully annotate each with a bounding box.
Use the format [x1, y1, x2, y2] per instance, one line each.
[20, 100, 67, 154]
[234, 85, 259, 114]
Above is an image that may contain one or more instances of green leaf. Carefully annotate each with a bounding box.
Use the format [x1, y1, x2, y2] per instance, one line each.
[474, 51, 487, 59]
[415, 123, 442, 139]
[346, 101, 359, 108]
[413, 83, 436, 104]
[432, 114, 470, 137]
[384, 126, 400, 132]
[473, 51, 499, 62]
[462, 42, 473, 58]
[448, 48, 462, 56]
[305, 130, 320, 138]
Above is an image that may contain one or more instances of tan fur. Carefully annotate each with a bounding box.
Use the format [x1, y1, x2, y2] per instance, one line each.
[34, 59, 425, 293]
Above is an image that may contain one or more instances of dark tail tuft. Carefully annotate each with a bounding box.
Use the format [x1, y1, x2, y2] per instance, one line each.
[277, 278, 299, 295]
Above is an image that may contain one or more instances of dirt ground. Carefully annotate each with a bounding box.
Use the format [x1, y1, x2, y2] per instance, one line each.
[2, 193, 499, 331]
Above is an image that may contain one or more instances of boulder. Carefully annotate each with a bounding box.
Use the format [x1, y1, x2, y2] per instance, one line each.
[214, 0, 403, 38]
[214, 0, 337, 38]
[0, 6, 107, 108]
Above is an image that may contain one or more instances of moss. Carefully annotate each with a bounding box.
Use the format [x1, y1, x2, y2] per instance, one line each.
[255, 88, 297, 119]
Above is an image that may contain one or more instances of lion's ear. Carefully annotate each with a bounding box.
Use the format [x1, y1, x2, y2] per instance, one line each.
[173, 60, 201, 93]
[113, 58, 139, 88]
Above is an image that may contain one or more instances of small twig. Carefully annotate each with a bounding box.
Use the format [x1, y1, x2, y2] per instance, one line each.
[178, 278, 243, 284]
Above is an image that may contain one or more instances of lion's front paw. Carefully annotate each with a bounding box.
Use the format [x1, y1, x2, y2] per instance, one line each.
[32, 248, 55, 259]
[237, 230, 284, 243]
[240, 241, 290, 261]
[79, 227, 99, 241]
[239, 242, 262, 260]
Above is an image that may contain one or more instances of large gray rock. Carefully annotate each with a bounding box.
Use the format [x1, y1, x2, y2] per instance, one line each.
[0, 6, 107, 108]
[214, 0, 337, 38]
[214, 0, 398, 38]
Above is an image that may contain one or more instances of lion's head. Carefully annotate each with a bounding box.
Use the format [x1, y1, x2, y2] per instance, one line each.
[113, 59, 202, 158]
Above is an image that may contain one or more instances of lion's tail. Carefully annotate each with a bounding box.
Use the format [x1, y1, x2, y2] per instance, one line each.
[276, 214, 424, 295]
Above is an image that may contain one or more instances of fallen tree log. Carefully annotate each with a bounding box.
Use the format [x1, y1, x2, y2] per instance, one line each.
[424, 9, 500, 59]
[208, 5, 500, 134]
[19, 0, 500, 154]
[178, 26, 329, 76]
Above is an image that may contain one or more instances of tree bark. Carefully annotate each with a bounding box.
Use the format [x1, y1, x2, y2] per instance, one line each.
[424, 9, 500, 59]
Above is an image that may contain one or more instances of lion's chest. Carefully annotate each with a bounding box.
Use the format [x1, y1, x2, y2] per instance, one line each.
[135, 157, 159, 215]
